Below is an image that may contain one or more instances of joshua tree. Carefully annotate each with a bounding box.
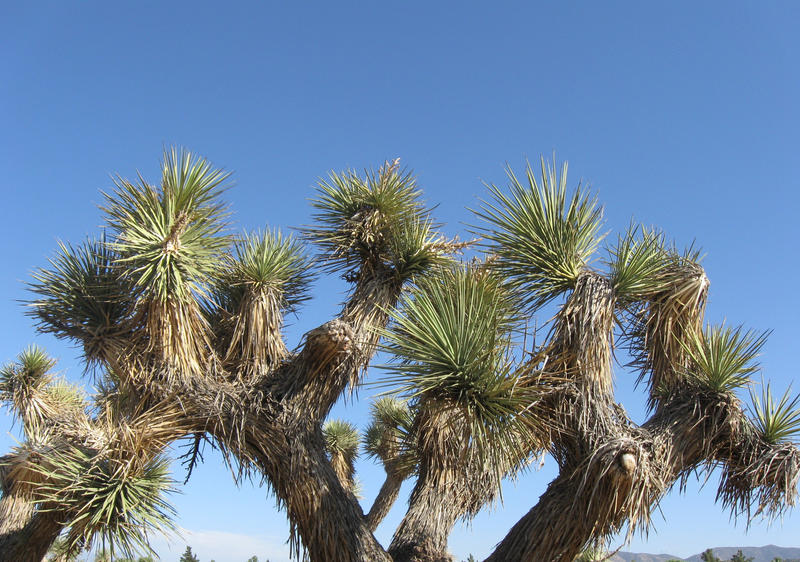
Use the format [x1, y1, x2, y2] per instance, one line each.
[1, 150, 799, 562]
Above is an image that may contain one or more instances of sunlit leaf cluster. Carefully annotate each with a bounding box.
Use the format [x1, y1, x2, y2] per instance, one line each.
[381, 265, 539, 470]
[32, 449, 176, 559]
[364, 397, 417, 475]
[476, 158, 604, 311]
[307, 162, 449, 279]
[682, 325, 768, 393]
[216, 229, 314, 315]
[27, 236, 134, 363]
[102, 148, 231, 303]
[750, 382, 800, 445]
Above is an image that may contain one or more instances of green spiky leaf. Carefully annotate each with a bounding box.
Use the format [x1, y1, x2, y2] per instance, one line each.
[750, 381, 800, 444]
[363, 397, 417, 473]
[607, 225, 671, 302]
[0, 346, 57, 432]
[102, 148, 231, 302]
[323, 419, 360, 460]
[683, 325, 768, 393]
[306, 162, 448, 279]
[475, 157, 604, 311]
[27, 236, 134, 362]
[32, 449, 177, 559]
[381, 265, 537, 467]
[215, 228, 314, 315]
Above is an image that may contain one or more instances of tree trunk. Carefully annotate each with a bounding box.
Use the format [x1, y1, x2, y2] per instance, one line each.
[366, 470, 405, 532]
[388, 475, 459, 562]
[250, 421, 391, 562]
[0, 490, 35, 537]
[487, 393, 742, 561]
[0, 508, 63, 562]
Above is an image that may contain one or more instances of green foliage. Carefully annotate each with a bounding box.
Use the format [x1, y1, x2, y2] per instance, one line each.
[32, 449, 177, 559]
[306, 161, 448, 279]
[363, 396, 418, 479]
[730, 550, 754, 562]
[607, 224, 670, 302]
[179, 546, 199, 562]
[103, 148, 231, 303]
[701, 549, 722, 562]
[215, 228, 314, 315]
[323, 419, 360, 462]
[364, 397, 415, 466]
[475, 157, 604, 311]
[0, 345, 54, 397]
[382, 266, 518, 401]
[381, 264, 538, 470]
[27, 236, 134, 361]
[0, 345, 57, 431]
[750, 381, 800, 444]
[683, 324, 768, 393]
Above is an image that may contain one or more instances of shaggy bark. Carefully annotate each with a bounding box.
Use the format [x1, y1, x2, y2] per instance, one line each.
[248, 422, 391, 562]
[366, 469, 405, 532]
[486, 393, 766, 561]
[0, 508, 63, 562]
[388, 473, 460, 562]
[0, 456, 35, 537]
[389, 448, 499, 562]
[201, 267, 404, 561]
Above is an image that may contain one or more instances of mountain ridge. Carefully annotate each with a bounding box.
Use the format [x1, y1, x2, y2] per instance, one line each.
[607, 544, 800, 562]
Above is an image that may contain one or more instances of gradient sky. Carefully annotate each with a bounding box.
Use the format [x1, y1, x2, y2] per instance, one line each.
[2, 2, 799, 561]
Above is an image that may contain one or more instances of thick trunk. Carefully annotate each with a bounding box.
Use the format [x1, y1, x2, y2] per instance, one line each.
[486, 475, 590, 562]
[0, 454, 63, 560]
[241, 267, 403, 559]
[487, 395, 738, 561]
[388, 476, 459, 562]
[0, 508, 63, 562]
[366, 470, 405, 532]
[251, 422, 391, 562]
[0, 491, 35, 536]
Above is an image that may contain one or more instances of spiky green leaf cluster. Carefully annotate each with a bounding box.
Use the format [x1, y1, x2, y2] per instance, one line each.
[0, 346, 54, 398]
[683, 325, 768, 393]
[607, 225, 671, 302]
[382, 266, 518, 401]
[382, 265, 536, 465]
[0, 346, 56, 429]
[388, 216, 454, 280]
[475, 158, 604, 311]
[215, 228, 314, 315]
[323, 419, 360, 492]
[27, 236, 134, 361]
[33, 450, 177, 559]
[103, 148, 231, 302]
[364, 397, 417, 474]
[323, 419, 360, 460]
[750, 382, 800, 444]
[306, 163, 447, 278]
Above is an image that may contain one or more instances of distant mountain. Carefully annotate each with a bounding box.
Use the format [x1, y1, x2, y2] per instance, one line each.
[605, 544, 800, 562]
[608, 552, 681, 562]
[684, 545, 800, 562]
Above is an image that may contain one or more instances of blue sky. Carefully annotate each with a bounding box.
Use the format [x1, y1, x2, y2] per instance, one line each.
[1, 2, 799, 560]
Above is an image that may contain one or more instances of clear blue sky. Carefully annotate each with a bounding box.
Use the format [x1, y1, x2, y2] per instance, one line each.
[2, 2, 799, 560]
